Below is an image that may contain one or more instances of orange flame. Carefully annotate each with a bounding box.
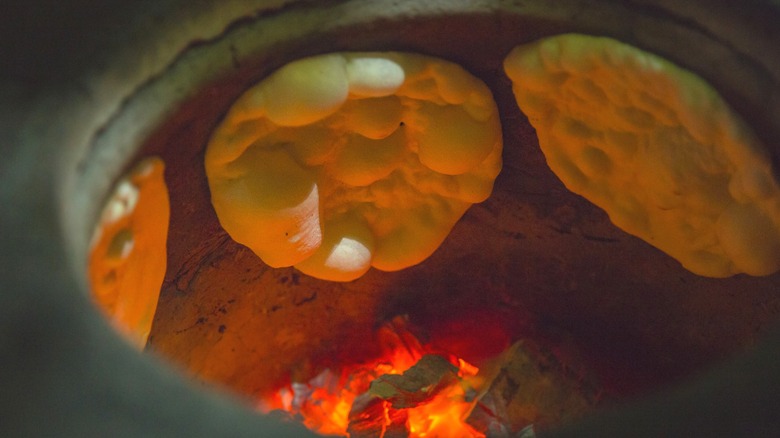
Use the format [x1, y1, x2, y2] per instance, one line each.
[406, 382, 484, 438]
[258, 319, 486, 437]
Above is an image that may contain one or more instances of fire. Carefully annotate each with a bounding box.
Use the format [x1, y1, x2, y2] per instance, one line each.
[258, 317, 486, 437]
[406, 384, 483, 438]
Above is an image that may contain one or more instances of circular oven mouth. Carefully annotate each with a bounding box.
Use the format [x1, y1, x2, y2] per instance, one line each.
[50, 1, 780, 436]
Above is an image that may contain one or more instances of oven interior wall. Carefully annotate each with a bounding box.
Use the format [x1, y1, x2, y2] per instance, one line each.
[143, 13, 780, 401]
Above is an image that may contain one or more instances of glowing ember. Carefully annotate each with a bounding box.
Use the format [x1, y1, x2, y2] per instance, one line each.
[258, 317, 486, 437]
[406, 383, 483, 438]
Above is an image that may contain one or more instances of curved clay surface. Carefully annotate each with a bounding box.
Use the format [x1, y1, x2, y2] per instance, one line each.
[4, 1, 780, 437]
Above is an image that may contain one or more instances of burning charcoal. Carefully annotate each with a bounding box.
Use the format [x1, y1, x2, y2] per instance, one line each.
[369, 354, 459, 409]
[467, 341, 599, 433]
[347, 394, 387, 437]
[261, 316, 485, 437]
[347, 393, 409, 438]
[290, 382, 312, 411]
[383, 408, 411, 438]
[465, 391, 511, 437]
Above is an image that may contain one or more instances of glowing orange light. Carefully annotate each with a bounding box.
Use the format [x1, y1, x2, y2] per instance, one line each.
[406, 383, 484, 438]
[258, 320, 486, 437]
